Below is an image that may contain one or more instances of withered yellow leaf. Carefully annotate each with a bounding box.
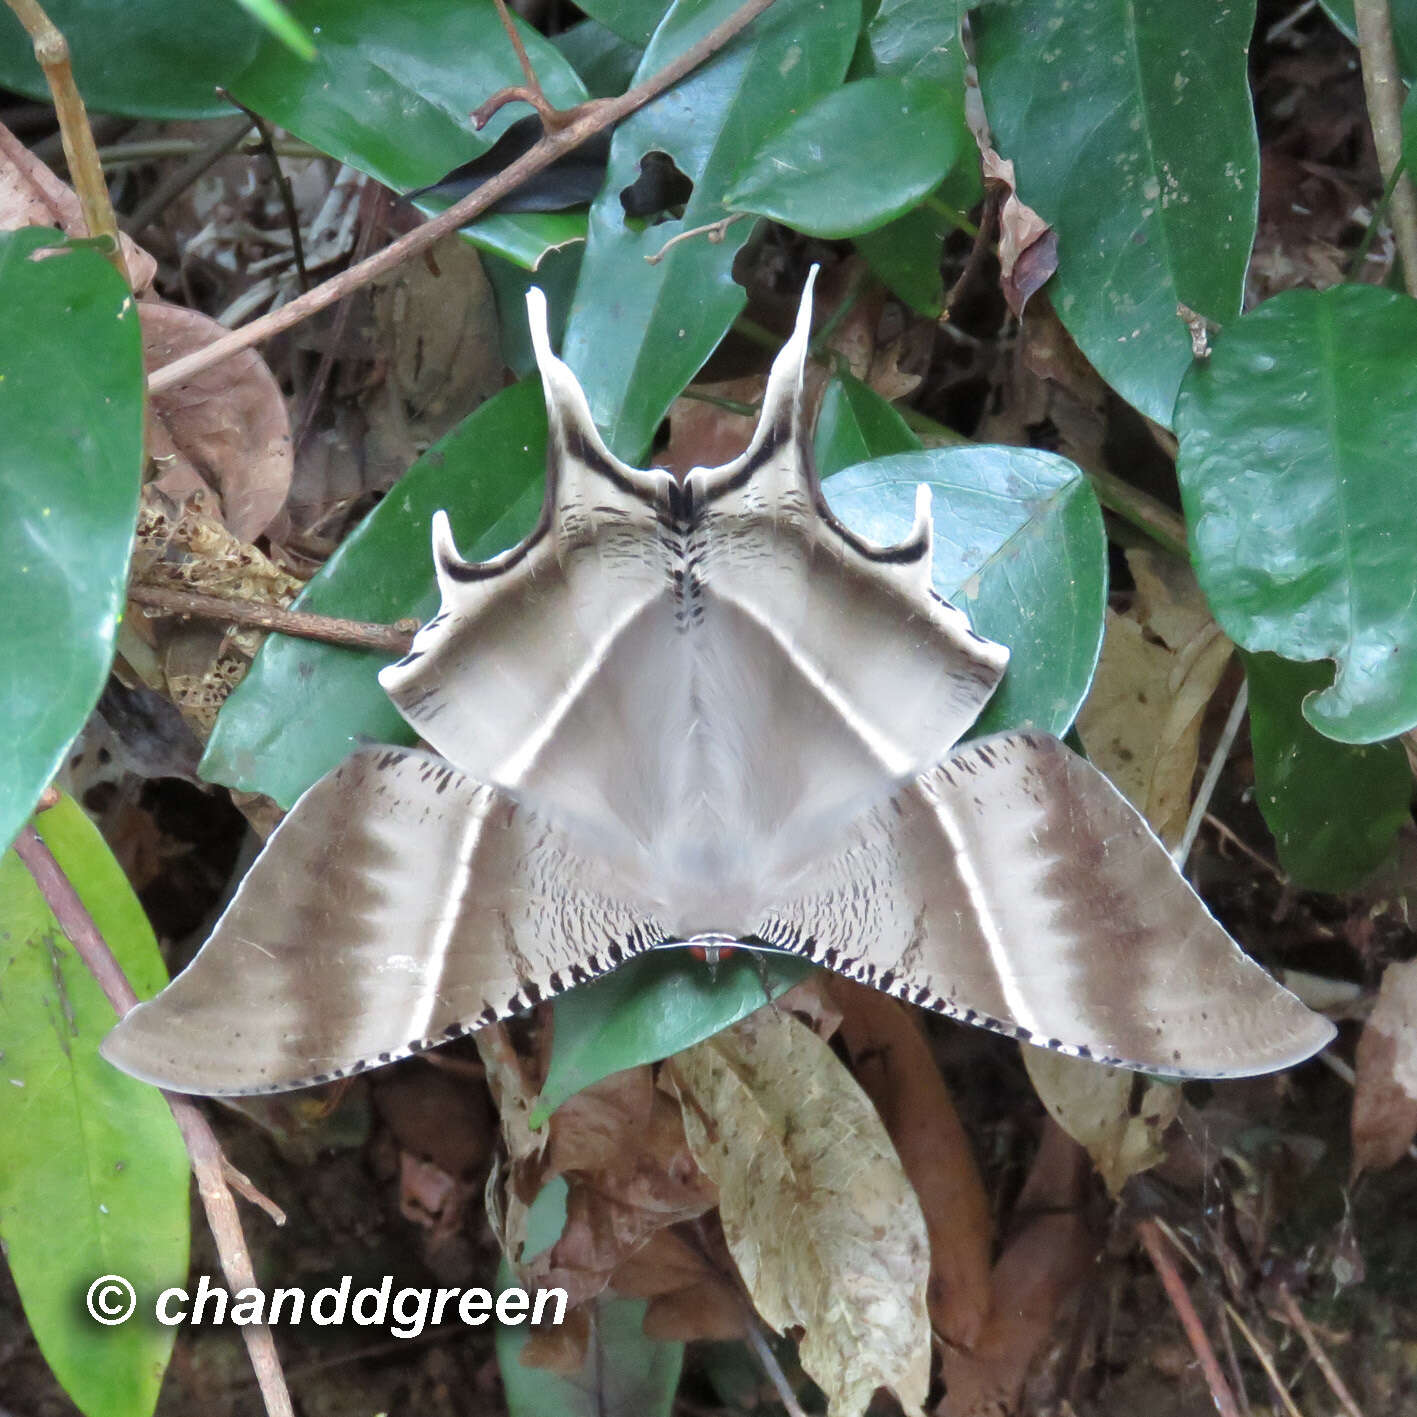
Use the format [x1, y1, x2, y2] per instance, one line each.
[1022, 1045, 1179, 1196]
[667, 1008, 930, 1417]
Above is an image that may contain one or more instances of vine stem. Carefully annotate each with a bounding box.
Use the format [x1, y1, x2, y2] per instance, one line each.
[148, 0, 782, 396]
[3, 0, 127, 281]
[13, 819, 294, 1417]
[1354, 0, 1417, 295]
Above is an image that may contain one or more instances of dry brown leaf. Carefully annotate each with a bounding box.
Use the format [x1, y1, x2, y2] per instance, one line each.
[474, 1023, 551, 1266]
[1352, 958, 1417, 1175]
[1077, 546, 1233, 847]
[522, 1075, 717, 1312]
[668, 1008, 931, 1417]
[938, 1120, 1097, 1417]
[981, 148, 1057, 315]
[0, 119, 156, 290]
[655, 375, 766, 478]
[827, 975, 993, 1349]
[142, 302, 294, 542]
[1022, 1045, 1180, 1196]
[610, 1225, 748, 1341]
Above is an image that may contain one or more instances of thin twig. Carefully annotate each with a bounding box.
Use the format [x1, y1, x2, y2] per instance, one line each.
[4, 0, 126, 281]
[148, 0, 781, 396]
[222, 1158, 288, 1228]
[1273, 1284, 1365, 1417]
[1203, 813, 1285, 881]
[1224, 1302, 1304, 1417]
[128, 583, 418, 654]
[1173, 680, 1247, 870]
[216, 89, 309, 289]
[1086, 467, 1190, 560]
[1353, 0, 1417, 295]
[645, 212, 750, 264]
[742, 1313, 808, 1417]
[1137, 1218, 1243, 1417]
[13, 822, 294, 1417]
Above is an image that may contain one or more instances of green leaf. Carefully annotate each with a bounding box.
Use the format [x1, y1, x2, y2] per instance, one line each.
[575, 0, 675, 47]
[973, 0, 1259, 425]
[814, 373, 922, 477]
[552, 18, 645, 98]
[200, 379, 548, 805]
[0, 796, 189, 1417]
[536, 951, 811, 1126]
[1243, 652, 1411, 893]
[561, 0, 860, 460]
[0, 0, 262, 118]
[823, 447, 1107, 737]
[232, 0, 315, 58]
[497, 1265, 682, 1417]
[0, 229, 144, 855]
[725, 76, 965, 239]
[233, 0, 587, 188]
[852, 188, 961, 316]
[1176, 285, 1417, 744]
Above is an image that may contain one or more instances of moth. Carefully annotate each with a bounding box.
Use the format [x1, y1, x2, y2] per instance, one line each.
[103, 272, 1334, 1096]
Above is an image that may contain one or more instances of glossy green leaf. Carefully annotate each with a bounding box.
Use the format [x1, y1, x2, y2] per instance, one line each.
[0, 228, 144, 856]
[973, 0, 1259, 425]
[231, 0, 588, 268]
[852, 189, 962, 316]
[1176, 285, 1417, 744]
[0, 796, 189, 1417]
[863, 0, 967, 81]
[814, 373, 922, 477]
[561, 0, 860, 460]
[1243, 652, 1411, 893]
[0, 0, 262, 118]
[725, 77, 965, 239]
[535, 951, 811, 1126]
[200, 379, 548, 805]
[823, 447, 1107, 737]
[575, 0, 675, 47]
[552, 18, 645, 98]
[232, 0, 315, 57]
[498, 1264, 682, 1417]
[1322, 1, 1417, 81]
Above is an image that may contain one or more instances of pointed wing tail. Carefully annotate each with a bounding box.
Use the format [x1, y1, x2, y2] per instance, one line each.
[757, 733, 1333, 1078]
[102, 747, 668, 1095]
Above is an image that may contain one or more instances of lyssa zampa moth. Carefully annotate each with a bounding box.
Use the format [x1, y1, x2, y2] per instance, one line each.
[103, 273, 1334, 1096]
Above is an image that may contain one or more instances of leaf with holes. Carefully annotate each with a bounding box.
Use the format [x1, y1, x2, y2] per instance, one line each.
[1176, 285, 1417, 744]
[560, 0, 860, 459]
[0, 228, 144, 855]
[973, 0, 1259, 425]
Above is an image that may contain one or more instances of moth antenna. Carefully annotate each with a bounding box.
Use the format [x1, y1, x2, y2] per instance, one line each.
[430, 509, 472, 595]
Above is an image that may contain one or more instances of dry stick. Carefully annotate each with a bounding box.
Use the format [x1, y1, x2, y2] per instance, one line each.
[4, 0, 127, 281]
[12, 823, 295, 1417]
[121, 116, 251, 237]
[1354, 0, 1417, 296]
[1224, 1302, 1305, 1417]
[1273, 1285, 1366, 1417]
[128, 583, 418, 654]
[149, 0, 781, 397]
[1173, 680, 1248, 870]
[1136, 1218, 1243, 1417]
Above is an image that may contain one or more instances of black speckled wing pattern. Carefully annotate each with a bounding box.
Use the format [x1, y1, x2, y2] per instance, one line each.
[103, 273, 1334, 1095]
